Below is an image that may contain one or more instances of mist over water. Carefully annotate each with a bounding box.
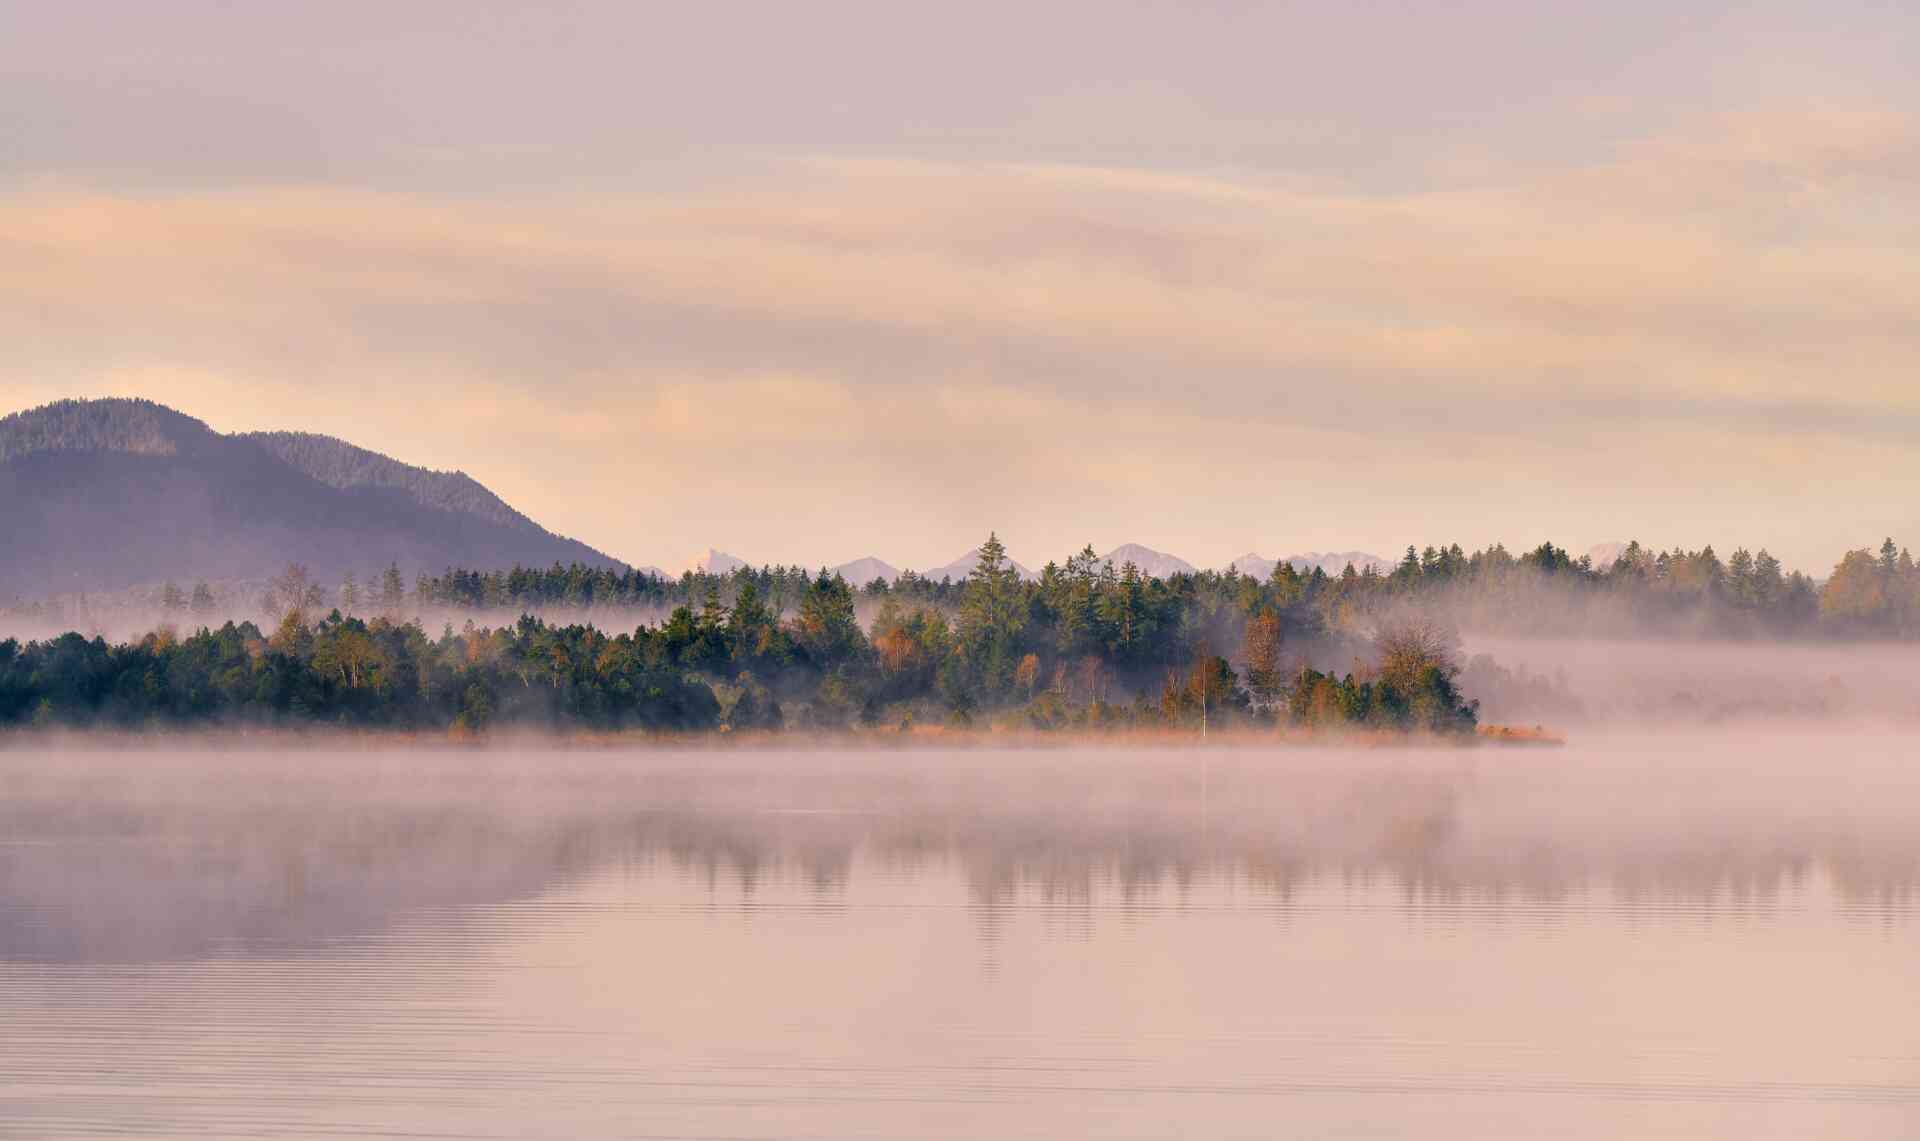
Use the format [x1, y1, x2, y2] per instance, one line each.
[1463, 637, 1920, 724]
[4, 735, 1918, 1138]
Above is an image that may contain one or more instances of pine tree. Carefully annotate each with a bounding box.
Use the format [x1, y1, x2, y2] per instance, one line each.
[1727, 549, 1755, 607]
[380, 563, 405, 613]
[959, 533, 1024, 649]
[1269, 561, 1304, 606]
[1393, 546, 1420, 589]
[698, 579, 728, 635]
[797, 570, 863, 667]
[1752, 549, 1784, 606]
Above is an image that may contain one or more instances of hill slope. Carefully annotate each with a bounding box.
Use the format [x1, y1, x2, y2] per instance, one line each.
[242, 431, 541, 531]
[0, 399, 625, 595]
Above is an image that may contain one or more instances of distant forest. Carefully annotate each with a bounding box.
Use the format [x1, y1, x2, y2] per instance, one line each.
[4, 534, 1919, 735]
[397, 536, 1907, 640]
[20, 532, 1908, 640]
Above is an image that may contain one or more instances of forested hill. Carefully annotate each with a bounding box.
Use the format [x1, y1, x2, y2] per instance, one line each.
[0, 396, 222, 463]
[0, 398, 625, 594]
[243, 431, 540, 531]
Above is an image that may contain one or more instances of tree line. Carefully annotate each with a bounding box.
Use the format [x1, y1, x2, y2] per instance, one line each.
[234, 537, 1920, 641]
[0, 615, 721, 733]
[19, 534, 1920, 644]
[10, 532, 1920, 734]
[0, 535, 1476, 735]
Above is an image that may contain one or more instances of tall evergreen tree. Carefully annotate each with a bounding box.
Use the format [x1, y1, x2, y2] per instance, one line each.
[379, 564, 405, 614]
[959, 533, 1023, 649]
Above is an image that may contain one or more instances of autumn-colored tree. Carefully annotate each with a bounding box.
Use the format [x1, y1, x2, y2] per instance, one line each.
[1373, 615, 1460, 694]
[1287, 668, 1343, 727]
[1013, 653, 1040, 699]
[1074, 655, 1108, 705]
[313, 625, 386, 688]
[267, 610, 312, 657]
[1161, 653, 1244, 724]
[1242, 611, 1284, 707]
[1821, 549, 1887, 625]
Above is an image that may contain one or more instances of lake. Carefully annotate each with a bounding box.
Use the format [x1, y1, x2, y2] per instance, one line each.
[2, 732, 1917, 1138]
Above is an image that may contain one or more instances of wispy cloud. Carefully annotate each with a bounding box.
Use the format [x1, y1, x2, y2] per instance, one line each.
[5, 110, 1919, 568]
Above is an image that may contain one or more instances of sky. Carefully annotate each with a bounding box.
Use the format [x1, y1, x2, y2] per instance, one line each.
[4, 0, 1919, 574]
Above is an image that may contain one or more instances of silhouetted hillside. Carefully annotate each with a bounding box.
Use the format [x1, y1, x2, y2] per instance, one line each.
[0, 398, 625, 595]
[243, 431, 539, 531]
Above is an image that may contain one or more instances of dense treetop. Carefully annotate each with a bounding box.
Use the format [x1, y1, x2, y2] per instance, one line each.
[0, 535, 1475, 735]
[7, 532, 1920, 736]
[0, 397, 217, 463]
[407, 535, 1912, 640]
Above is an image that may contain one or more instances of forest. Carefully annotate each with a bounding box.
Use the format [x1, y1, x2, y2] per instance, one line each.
[128, 535, 1920, 640]
[0, 536, 1476, 735]
[5, 533, 1920, 735]
[13, 534, 1920, 644]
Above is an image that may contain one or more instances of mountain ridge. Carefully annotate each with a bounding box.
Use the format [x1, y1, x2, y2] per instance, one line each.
[242, 431, 541, 533]
[0, 398, 626, 595]
[1282, 551, 1393, 575]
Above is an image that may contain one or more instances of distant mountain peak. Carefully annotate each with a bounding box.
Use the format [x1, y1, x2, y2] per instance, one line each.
[681, 548, 748, 575]
[833, 556, 900, 584]
[1585, 541, 1630, 569]
[918, 547, 1037, 583]
[1283, 551, 1391, 575]
[1224, 552, 1277, 578]
[1099, 543, 1197, 578]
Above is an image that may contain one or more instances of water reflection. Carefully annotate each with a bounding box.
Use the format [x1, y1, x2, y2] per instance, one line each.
[4, 739, 1920, 1139]
[5, 740, 1918, 964]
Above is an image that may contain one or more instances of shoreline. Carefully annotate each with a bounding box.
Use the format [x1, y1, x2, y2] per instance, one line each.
[0, 722, 1505, 752]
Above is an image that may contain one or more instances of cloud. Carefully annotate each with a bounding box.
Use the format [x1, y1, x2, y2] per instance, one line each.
[4, 111, 1920, 568]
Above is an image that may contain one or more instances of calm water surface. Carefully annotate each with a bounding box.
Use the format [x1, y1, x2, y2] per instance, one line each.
[2, 734, 1917, 1138]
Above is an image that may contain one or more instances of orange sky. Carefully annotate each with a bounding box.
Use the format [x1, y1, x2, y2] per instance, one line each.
[5, 2, 1918, 573]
